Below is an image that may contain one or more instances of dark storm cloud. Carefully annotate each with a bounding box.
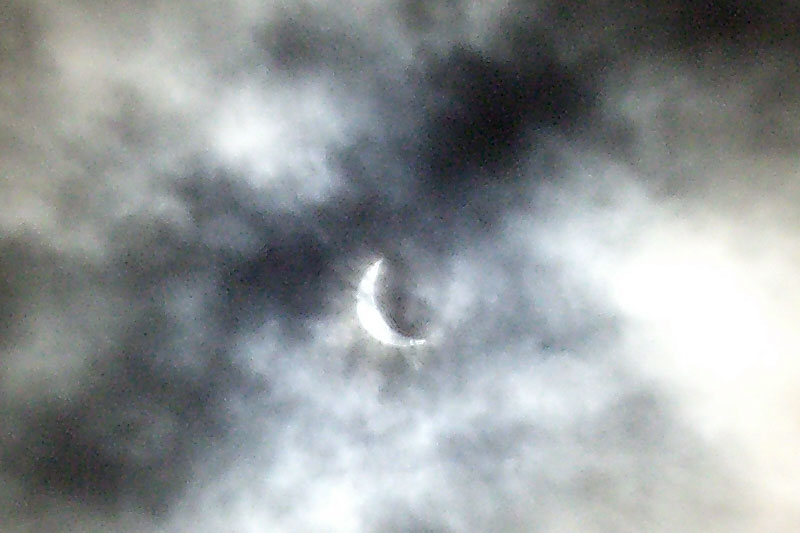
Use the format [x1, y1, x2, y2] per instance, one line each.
[0, 2, 40, 70]
[3, 0, 800, 531]
[0, 225, 264, 519]
[540, 0, 800, 55]
[416, 44, 593, 180]
[260, 11, 367, 72]
[0, 235, 44, 350]
[671, 0, 800, 51]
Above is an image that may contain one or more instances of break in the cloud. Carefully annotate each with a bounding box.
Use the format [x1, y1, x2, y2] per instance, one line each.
[2, 0, 800, 531]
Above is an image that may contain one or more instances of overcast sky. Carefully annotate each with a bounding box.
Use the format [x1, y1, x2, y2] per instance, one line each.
[3, 1, 800, 531]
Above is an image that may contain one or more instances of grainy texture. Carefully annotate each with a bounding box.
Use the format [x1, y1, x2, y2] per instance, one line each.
[1, 1, 799, 531]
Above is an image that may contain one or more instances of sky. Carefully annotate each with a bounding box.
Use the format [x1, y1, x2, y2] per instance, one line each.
[2, 1, 800, 531]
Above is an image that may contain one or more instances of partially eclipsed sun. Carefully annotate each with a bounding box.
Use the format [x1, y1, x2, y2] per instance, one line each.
[355, 259, 426, 347]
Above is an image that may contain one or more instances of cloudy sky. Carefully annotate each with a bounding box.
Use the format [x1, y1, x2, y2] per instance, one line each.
[3, 1, 800, 531]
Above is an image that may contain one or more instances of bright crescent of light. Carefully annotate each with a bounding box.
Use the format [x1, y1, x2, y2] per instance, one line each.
[356, 259, 426, 347]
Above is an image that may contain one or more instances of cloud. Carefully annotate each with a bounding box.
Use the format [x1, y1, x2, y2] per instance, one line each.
[2, 0, 800, 531]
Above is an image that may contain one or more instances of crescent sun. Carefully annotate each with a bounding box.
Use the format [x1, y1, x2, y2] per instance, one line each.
[356, 259, 426, 347]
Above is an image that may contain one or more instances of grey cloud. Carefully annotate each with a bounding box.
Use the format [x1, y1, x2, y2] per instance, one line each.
[0, 229, 264, 520]
[3, 1, 800, 531]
